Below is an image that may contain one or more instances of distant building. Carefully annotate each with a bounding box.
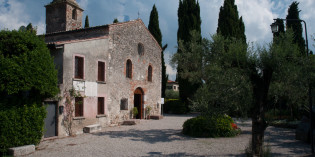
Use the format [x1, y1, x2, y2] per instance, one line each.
[166, 80, 179, 92]
[43, 0, 162, 137]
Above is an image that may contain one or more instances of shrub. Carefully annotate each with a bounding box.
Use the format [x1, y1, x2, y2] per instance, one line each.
[165, 90, 179, 99]
[0, 104, 46, 154]
[182, 115, 240, 138]
[163, 100, 186, 114]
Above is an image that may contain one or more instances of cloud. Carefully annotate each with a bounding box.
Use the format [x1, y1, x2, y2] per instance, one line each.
[0, 0, 30, 30]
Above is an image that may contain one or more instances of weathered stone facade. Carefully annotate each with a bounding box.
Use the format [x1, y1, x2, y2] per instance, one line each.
[45, 0, 162, 137]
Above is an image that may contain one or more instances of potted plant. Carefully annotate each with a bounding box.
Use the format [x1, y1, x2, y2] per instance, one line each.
[145, 106, 152, 119]
[132, 107, 138, 119]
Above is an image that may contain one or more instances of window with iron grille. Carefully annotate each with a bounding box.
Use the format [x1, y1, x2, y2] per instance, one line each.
[98, 97, 105, 115]
[75, 97, 84, 117]
[148, 65, 152, 82]
[75, 56, 84, 79]
[120, 98, 128, 110]
[126, 60, 132, 78]
[98, 61, 105, 82]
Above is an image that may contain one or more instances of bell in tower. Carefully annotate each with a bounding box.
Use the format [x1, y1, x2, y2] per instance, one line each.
[45, 0, 84, 34]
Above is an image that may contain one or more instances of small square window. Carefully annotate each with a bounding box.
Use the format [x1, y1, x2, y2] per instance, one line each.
[120, 98, 128, 110]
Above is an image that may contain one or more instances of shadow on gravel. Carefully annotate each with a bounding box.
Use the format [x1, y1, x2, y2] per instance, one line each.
[264, 126, 311, 156]
[145, 152, 246, 157]
[163, 113, 199, 118]
[92, 129, 195, 144]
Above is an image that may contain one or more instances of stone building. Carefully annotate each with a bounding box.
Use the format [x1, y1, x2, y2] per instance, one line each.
[43, 0, 162, 137]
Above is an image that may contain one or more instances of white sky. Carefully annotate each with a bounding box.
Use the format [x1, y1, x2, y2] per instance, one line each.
[0, 0, 314, 81]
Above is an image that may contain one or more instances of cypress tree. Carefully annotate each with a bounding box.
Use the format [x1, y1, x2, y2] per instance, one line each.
[286, 1, 305, 55]
[113, 18, 119, 23]
[148, 4, 167, 98]
[177, 0, 202, 107]
[217, 0, 246, 42]
[84, 15, 90, 28]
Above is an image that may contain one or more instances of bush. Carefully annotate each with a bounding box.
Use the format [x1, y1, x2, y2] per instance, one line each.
[182, 115, 240, 138]
[0, 104, 46, 154]
[163, 100, 186, 114]
[165, 90, 179, 99]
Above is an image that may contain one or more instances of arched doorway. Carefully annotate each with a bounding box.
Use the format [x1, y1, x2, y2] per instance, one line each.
[134, 87, 144, 119]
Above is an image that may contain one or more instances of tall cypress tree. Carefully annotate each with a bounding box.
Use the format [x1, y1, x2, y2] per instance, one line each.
[286, 1, 305, 55]
[84, 15, 90, 28]
[148, 4, 167, 98]
[217, 0, 246, 42]
[177, 0, 202, 107]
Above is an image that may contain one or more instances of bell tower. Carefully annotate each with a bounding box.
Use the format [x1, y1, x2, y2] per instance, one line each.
[45, 0, 84, 34]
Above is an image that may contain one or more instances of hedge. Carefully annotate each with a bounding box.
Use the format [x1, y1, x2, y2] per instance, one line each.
[182, 115, 240, 138]
[163, 100, 186, 114]
[0, 104, 46, 153]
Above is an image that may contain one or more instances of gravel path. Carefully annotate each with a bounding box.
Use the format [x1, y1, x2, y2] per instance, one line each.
[27, 114, 311, 156]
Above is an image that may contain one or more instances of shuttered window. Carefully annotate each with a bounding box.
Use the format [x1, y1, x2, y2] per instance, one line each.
[75, 56, 84, 79]
[98, 97, 105, 115]
[75, 97, 84, 117]
[98, 61, 105, 82]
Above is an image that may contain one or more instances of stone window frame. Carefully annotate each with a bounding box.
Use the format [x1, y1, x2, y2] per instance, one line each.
[138, 43, 144, 56]
[97, 60, 106, 82]
[148, 65, 153, 82]
[126, 59, 132, 79]
[74, 55, 85, 80]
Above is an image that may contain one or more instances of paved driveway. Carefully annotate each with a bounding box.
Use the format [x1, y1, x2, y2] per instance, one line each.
[27, 114, 311, 156]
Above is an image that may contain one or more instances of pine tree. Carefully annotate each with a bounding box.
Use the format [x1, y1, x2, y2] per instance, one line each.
[217, 0, 246, 42]
[286, 1, 306, 55]
[84, 15, 90, 28]
[177, 0, 202, 107]
[148, 4, 167, 98]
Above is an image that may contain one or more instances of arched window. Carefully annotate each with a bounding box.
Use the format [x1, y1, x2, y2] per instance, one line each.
[126, 59, 132, 78]
[138, 43, 144, 56]
[148, 65, 152, 82]
[72, 9, 77, 20]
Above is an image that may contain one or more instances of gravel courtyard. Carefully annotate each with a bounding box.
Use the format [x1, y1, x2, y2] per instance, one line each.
[27, 114, 311, 156]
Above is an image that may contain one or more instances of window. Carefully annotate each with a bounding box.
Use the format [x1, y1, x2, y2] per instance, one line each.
[98, 61, 105, 82]
[75, 97, 84, 117]
[75, 56, 84, 79]
[120, 98, 128, 110]
[126, 59, 132, 78]
[148, 65, 152, 82]
[138, 43, 144, 56]
[173, 86, 176, 90]
[98, 97, 105, 115]
[72, 9, 77, 20]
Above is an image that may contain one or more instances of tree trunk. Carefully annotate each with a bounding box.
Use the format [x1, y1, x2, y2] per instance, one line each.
[250, 68, 272, 156]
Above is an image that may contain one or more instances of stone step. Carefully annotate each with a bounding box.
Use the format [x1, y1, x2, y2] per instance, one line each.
[8, 145, 35, 156]
[122, 119, 140, 125]
[83, 124, 101, 133]
[150, 115, 163, 120]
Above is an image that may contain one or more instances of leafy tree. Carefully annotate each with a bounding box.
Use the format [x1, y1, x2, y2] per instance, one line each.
[148, 4, 168, 98]
[0, 30, 58, 107]
[84, 15, 90, 28]
[286, 1, 306, 55]
[19, 23, 36, 34]
[113, 18, 119, 23]
[172, 30, 308, 156]
[177, 0, 202, 107]
[217, 0, 246, 42]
